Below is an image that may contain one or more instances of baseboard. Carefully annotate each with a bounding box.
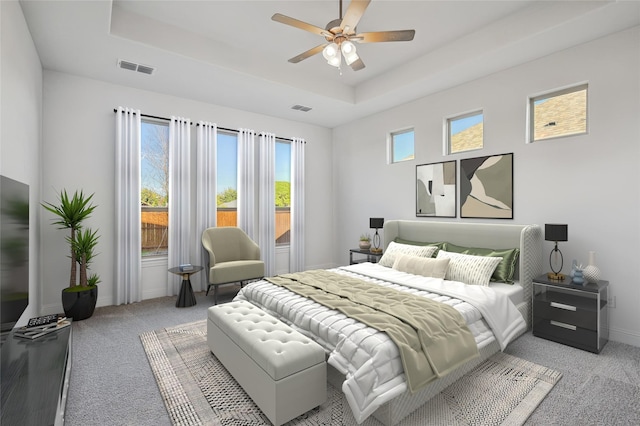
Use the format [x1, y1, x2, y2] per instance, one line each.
[609, 326, 640, 348]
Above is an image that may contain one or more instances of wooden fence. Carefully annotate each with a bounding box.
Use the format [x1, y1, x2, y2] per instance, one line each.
[141, 207, 290, 254]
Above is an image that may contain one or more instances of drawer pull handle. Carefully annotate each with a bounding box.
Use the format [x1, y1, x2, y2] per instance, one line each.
[550, 320, 576, 331]
[550, 302, 576, 311]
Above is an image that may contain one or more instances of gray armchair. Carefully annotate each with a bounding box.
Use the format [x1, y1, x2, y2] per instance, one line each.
[201, 227, 265, 304]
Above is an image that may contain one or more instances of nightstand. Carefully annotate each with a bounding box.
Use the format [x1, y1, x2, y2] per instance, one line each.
[532, 274, 609, 353]
[349, 248, 383, 265]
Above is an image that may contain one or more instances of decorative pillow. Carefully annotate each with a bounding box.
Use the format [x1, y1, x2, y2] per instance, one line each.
[394, 238, 446, 257]
[378, 242, 438, 268]
[436, 250, 503, 286]
[392, 254, 450, 279]
[443, 243, 520, 284]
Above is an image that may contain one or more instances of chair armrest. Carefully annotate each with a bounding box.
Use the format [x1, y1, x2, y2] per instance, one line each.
[201, 234, 217, 266]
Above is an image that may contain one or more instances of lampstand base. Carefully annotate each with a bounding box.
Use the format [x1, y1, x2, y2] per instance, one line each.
[370, 248, 382, 254]
[547, 272, 565, 281]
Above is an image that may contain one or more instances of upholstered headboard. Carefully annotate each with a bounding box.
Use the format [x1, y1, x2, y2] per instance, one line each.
[383, 220, 543, 327]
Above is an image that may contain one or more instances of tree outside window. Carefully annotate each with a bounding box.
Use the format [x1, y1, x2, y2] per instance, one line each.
[141, 120, 169, 256]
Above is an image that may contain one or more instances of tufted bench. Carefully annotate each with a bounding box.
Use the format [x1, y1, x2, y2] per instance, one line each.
[207, 300, 326, 425]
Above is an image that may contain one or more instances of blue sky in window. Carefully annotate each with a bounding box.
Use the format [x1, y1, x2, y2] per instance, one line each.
[217, 133, 237, 192]
[141, 125, 290, 196]
[393, 131, 414, 161]
[451, 113, 483, 135]
[276, 141, 291, 182]
[141, 121, 168, 195]
[217, 134, 291, 194]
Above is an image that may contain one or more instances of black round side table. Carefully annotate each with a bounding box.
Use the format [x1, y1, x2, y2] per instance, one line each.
[168, 265, 203, 307]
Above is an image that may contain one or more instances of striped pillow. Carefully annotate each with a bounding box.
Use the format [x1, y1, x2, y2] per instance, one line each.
[436, 250, 502, 286]
[378, 242, 438, 268]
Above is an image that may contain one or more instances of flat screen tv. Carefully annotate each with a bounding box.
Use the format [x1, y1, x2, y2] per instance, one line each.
[0, 175, 29, 334]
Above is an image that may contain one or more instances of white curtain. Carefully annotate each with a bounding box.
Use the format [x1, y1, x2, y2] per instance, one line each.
[167, 116, 192, 295]
[259, 132, 276, 277]
[290, 137, 306, 272]
[115, 107, 142, 304]
[195, 122, 217, 291]
[237, 128, 256, 240]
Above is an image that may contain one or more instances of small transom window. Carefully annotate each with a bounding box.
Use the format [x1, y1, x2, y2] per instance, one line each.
[390, 129, 415, 164]
[529, 83, 588, 142]
[446, 111, 483, 154]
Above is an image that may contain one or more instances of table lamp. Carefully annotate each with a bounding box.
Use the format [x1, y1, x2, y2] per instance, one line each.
[370, 218, 384, 253]
[545, 224, 568, 280]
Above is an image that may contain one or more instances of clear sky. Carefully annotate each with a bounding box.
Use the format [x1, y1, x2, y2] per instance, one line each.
[393, 130, 414, 161]
[141, 125, 291, 197]
[217, 134, 291, 194]
[451, 113, 483, 135]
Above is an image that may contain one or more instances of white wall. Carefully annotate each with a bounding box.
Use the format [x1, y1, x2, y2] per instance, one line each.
[0, 0, 43, 325]
[40, 71, 333, 311]
[333, 27, 640, 347]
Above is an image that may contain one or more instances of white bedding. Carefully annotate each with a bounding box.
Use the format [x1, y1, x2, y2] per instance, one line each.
[490, 281, 523, 305]
[235, 263, 526, 424]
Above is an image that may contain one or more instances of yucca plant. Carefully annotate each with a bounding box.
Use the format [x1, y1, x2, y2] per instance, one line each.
[71, 228, 100, 288]
[42, 190, 97, 288]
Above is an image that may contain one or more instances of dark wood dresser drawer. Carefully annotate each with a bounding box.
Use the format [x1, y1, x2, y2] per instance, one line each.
[533, 297, 597, 330]
[533, 318, 599, 353]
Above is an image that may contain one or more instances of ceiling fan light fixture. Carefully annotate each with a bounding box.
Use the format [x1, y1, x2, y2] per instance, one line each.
[344, 51, 359, 66]
[341, 40, 356, 55]
[327, 54, 342, 68]
[322, 43, 339, 61]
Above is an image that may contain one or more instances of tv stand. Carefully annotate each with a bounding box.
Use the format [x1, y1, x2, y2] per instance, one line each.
[1, 325, 72, 425]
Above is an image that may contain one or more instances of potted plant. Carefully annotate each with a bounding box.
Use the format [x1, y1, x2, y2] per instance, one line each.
[359, 233, 371, 250]
[42, 190, 100, 321]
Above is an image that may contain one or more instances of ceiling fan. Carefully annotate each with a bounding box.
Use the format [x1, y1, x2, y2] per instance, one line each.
[272, 0, 415, 72]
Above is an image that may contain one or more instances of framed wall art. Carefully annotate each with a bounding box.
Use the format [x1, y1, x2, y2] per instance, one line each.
[460, 153, 513, 219]
[416, 160, 456, 217]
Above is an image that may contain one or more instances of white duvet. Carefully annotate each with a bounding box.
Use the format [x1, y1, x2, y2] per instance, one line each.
[235, 263, 526, 424]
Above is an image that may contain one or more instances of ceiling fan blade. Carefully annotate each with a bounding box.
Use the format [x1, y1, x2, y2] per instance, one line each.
[288, 44, 327, 63]
[341, 0, 371, 34]
[350, 57, 365, 71]
[354, 30, 415, 43]
[272, 13, 332, 38]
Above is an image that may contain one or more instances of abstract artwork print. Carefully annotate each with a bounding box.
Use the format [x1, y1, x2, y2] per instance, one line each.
[416, 161, 456, 217]
[460, 153, 513, 219]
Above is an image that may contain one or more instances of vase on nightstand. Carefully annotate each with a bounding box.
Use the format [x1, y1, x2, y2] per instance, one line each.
[583, 251, 601, 284]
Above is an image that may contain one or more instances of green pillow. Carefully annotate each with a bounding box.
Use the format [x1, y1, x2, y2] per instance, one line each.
[442, 242, 520, 284]
[394, 238, 445, 257]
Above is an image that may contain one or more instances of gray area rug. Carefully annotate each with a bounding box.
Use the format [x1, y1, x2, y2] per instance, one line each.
[140, 320, 561, 426]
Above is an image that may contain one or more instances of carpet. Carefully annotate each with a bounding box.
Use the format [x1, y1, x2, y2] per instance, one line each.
[140, 320, 561, 426]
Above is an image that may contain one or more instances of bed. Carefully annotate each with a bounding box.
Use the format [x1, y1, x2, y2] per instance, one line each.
[235, 220, 543, 425]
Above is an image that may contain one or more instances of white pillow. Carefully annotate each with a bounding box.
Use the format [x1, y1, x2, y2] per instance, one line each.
[378, 242, 438, 268]
[436, 250, 502, 286]
[392, 254, 450, 279]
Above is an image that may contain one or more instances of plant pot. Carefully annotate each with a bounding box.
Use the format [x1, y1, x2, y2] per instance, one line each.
[359, 241, 371, 250]
[62, 285, 98, 321]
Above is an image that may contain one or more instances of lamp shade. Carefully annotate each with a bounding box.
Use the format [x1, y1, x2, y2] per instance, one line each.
[545, 224, 568, 242]
[370, 218, 384, 229]
[322, 43, 339, 61]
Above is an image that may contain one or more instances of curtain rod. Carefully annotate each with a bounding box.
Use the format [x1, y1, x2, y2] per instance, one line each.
[113, 109, 298, 143]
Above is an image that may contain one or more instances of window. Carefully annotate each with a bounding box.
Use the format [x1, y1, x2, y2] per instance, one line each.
[141, 119, 169, 257]
[217, 131, 238, 226]
[390, 129, 415, 163]
[529, 84, 587, 142]
[276, 141, 291, 246]
[446, 111, 483, 154]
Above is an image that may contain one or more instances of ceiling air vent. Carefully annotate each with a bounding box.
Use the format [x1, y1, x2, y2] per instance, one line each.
[291, 104, 312, 112]
[118, 59, 155, 75]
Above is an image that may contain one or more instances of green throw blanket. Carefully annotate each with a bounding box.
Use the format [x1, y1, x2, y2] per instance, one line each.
[266, 270, 479, 392]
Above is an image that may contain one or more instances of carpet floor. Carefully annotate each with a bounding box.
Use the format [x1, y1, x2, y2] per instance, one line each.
[63, 292, 640, 426]
[141, 320, 562, 426]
